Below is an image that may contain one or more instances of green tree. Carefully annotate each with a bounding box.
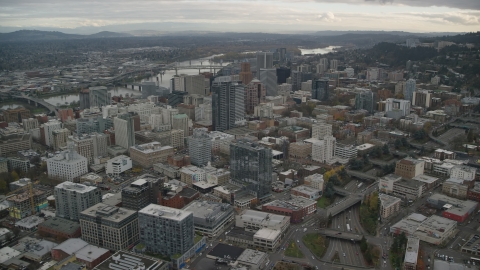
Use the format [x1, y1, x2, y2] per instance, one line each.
[467, 129, 474, 143]
[11, 171, 19, 181]
[360, 236, 368, 252]
[382, 144, 390, 155]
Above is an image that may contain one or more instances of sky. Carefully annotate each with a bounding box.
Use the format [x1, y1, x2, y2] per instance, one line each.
[0, 0, 479, 33]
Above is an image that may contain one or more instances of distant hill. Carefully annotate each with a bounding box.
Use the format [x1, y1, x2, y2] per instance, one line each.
[0, 30, 132, 42]
[314, 30, 463, 37]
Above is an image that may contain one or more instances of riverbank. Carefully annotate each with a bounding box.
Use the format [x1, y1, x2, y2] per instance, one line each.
[0, 99, 48, 113]
[36, 90, 79, 99]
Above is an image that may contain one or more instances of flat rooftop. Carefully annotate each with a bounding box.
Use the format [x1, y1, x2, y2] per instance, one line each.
[291, 185, 320, 195]
[55, 182, 98, 194]
[38, 217, 80, 235]
[418, 215, 457, 234]
[75, 245, 109, 262]
[404, 237, 419, 264]
[254, 228, 281, 240]
[238, 210, 289, 227]
[227, 227, 255, 242]
[237, 249, 268, 265]
[139, 204, 192, 221]
[183, 201, 232, 225]
[93, 250, 167, 270]
[80, 203, 137, 223]
[208, 243, 245, 261]
[379, 193, 402, 208]
[412, 174, 438, 184]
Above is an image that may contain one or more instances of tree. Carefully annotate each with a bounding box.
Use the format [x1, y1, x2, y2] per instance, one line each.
[11, 171, 19, 181]
[382, 144, 390, 155]
[394, 139, 402, 149]
[467, 129, 474, 143]
[401, 137, 409, 147]
[360, 236, 368, 252]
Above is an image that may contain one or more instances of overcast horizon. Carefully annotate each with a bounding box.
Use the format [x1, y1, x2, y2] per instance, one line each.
[1, 0, 479, 34]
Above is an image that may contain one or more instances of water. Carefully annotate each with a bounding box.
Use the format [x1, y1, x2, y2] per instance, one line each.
[42, 87, 142, 106]
[299, 46, 341, 55]
[1, 104, 21, 110]
[143, 54, 232, 88]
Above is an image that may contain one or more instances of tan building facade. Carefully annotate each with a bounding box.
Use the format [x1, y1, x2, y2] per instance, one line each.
[130, 142, 174, 168]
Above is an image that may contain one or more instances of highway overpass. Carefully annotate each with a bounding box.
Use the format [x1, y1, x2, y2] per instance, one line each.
[13, 95, 58, 117]
[318, 228, 363, 241]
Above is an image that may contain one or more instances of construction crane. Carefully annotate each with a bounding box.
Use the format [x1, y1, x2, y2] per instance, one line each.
[6, 182, 35, 219]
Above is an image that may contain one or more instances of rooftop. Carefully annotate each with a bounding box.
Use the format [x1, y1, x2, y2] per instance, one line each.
[379, 193, 402, 208]
[75, 244, 109, 262]
[131, 141, 173, 153]
[139, 204, 192, 221]
[238, 210, 289, 227]
[15, 216, 44, 229]
[399, 157, 424, 165]
[93, 250, 167, 270]
[404, 237, 419, 264]
[412, 174, 439, 184]
[418, 215, 457, 234]
[237, 249, 268, 265]
[254, 228, 281, 240]
[53, 238, 88, 255]
[183, 201, 232, 226]
[208, 243, 245, 261]
[0, 247, 21, 264]
[38, 217, 80, 235]
[80, 203, 137, 223]
[55, 182, 98, 194]
[291, 185, 321, 195]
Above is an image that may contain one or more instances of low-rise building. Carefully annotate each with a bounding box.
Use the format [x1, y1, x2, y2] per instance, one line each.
[291, 185, 321, 200]
[153, 163, 180, 179]
[38, 217, 81, 239]
[235, 210, 289, 234]
[395, 157, 425, 179]
[442, 178, 468, 199]
[262, 196, 316, 223]
[236, 249, 269, 270]
[303, 174, 324, 191]
[379, 193, 402, 219]
[403, 237, 419, 270]
[414, 215, 457, 245]
[51, 238, 89, 261]
[92, 251, 169, 270]
[11, 237, 57, 262]
[427, 193, 478, 223]
[468, 182, 480, 202]
[105, 155, 132, 176]
[183, 201, 234, 237]
[130, 142, 174, 168]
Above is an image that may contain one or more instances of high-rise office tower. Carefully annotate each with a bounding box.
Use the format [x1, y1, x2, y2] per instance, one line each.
[54, 182, 102, 221]
[245, 80, 266, 114]
[44, 119, 62, 147]
[259, 69, 278, 96]
[188, 128, 211, 167]
[312, 79, 329, 101]
[22, 118, 38, 132]
[141, 82, 157, 99]
[291, 71, 302, 91]
[122, 174, 163, 211]
[312, 135, 336, 164]
[405, 79, 416, 102]
[89, 86, 111, 108]
[230, 139, 273, 202]
[355, 90, 375, 113]
[79, 89, 90, 110]
[212, 81, 245, 132]
[276, 67, 291, 84]
[316, 63, 327, 74]
[239, 62, 254, 85]
[329, 59, 339, 71]
[114, 113, 135, 150]
[312, 122, 332, 140]
[256, 52, 273, 76]
[276, 48, 287, 63]
[172, 114, 190, 138]
[138, 204, 194, 256]
[319, 58, 328, 68]
[52, 128, 70, 150]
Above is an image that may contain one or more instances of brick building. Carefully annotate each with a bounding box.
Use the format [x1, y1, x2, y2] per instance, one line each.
[38, 217, 81, 240]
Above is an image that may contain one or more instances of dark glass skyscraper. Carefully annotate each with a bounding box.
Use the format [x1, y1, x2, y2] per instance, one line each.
[355, 90, 375, 113]
[212, 81, 245, 132]
[230, 139, 272, 202]
[312, 79, 329, 101]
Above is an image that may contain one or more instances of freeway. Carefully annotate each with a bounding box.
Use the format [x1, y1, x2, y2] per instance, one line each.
[319, 228, 363, 241]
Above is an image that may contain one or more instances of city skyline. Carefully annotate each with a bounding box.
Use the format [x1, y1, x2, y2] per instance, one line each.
[0, 0, 478, 33]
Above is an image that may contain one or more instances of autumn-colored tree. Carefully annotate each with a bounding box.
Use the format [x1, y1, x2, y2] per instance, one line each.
[11, 171, 19, 181]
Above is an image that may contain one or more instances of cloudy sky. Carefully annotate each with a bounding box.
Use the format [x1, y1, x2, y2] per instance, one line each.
[0, 0, 479, 33]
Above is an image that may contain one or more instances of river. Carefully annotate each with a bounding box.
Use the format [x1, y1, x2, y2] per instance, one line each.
[298, 46, 341, 55]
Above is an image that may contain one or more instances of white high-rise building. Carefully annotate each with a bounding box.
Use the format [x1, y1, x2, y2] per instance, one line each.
[22, 118, 38, 132]
[54, 182, 102, 221]
[189, 128, 212, 167]
[385, 98, 411, 119]
[44, 120, 62, 147]
[47, 142, 88, 182]
[312, 122, 332, 140]
[344, 68, 354, 78]
[311, 135, 336, 164]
